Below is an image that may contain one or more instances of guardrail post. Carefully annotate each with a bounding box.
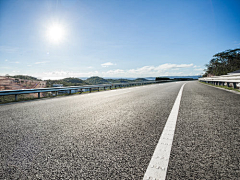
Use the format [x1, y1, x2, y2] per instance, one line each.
[104, 87, 106, 90]
[15, 94, 18, 101]
[69, 90, 71, 94]
[227, 82, 230, 87]
[98, 87, 100, 92]
[38, 92, 40, 98]
[89, 88, 91, 93]
[56, 91, 58, 96]
[233, 82, 237, 89]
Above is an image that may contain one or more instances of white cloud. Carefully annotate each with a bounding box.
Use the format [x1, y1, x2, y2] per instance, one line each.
[44, 71, 70, 76]
[40, 70, 100, 80]
[194, 68, 204, 71]
[0, 66, 11, 69]
[0, 46, 19, 53]
[125, 63, 194, 75]
[234, 41, 240, 46]
[9, 61, 20, 64]
[104, 69, 125, 75]
[101, 62, 116, 67]
[10, 61, 20, 64]
[35, 63, 197, 79]
[35, 61, 49, 64]
[5, 59, 8, 62]
[155, 63, 193, 71]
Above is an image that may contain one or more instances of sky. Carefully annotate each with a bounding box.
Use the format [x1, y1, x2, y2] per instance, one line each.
[0, 0, 240, 79]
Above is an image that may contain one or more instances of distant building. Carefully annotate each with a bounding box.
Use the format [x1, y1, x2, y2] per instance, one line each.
[228, 69, 240, 75]
[53, 84, 63, 87]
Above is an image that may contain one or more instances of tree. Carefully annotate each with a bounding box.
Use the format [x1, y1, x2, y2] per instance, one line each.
[203, 48, 240, 77]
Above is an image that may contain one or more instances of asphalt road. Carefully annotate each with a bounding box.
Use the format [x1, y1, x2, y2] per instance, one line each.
[166, 82, 240, 180]
[0, 81, 239, 179]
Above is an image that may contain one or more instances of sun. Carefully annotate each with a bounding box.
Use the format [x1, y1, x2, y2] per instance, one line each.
[47, 24, 65, 44]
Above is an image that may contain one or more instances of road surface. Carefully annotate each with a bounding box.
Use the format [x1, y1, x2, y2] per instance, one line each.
[0, 81, 239, 179]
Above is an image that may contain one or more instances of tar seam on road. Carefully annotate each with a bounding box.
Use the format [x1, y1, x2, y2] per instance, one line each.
[143, 83, 186, 180]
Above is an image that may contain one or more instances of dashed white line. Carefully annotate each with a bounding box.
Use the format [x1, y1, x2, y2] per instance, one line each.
[143, 83, 186, 180]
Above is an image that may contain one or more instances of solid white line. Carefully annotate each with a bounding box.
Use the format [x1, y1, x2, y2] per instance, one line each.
[143, 83, 186, 180]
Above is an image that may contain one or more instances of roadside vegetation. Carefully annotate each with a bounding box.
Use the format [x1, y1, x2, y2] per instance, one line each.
[199, 81, 240, 93]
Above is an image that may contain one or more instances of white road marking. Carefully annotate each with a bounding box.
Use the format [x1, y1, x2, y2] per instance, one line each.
[143, 83, 186, 180]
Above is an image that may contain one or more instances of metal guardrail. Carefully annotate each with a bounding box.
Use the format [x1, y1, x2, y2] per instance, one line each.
[0, 80, 169, 101]
[198, 73, 240, 88]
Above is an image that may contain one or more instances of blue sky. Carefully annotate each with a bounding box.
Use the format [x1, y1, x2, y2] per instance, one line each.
[0, 0, 240, 79]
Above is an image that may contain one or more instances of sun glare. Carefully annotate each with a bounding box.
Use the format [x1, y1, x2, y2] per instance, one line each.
[47, 24, 65, 44]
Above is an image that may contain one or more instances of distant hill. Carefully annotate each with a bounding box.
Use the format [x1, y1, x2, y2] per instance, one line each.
[0, 75, 46, 90]
[11, 75, 41, 81]
[135, 78, 148, 81]
[46, 78, 89, 87]
[45, 76, 151, 87]
[85, 76, 109, 85]
[106, 78, 132, 83]
[1, 75, 154, 90]
[2, 75, 199, 89]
